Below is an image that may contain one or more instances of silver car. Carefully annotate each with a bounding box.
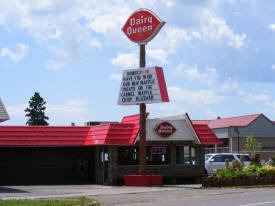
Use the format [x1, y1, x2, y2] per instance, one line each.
[205, 153, 250, 175]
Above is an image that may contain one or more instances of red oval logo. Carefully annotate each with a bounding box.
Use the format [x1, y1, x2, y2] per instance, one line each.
[154, 122, 176, 138]
[122, 9, 165, 44]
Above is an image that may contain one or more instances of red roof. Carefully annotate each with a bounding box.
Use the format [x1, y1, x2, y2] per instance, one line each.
[185, 113, 221, 145]
[0, 113, 220, 146]
[192, 124, 222, 144]
[0, 114, 141, 146]
[192, 114, 261, 129]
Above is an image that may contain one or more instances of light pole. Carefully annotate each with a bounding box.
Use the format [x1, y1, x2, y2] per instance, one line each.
[234, 127, 240, 153]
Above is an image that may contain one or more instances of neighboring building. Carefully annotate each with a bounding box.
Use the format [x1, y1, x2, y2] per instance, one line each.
[0, 99, 9, 123]
[0, 113, 220, 185]
[84, 121, 118, 126]
[193, 114, 275, 161]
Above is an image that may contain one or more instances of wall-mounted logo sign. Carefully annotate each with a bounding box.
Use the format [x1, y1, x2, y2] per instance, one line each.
[118, 66, 169, 105]
[122, 8, 165, 44]
[155, 122, 176, 138]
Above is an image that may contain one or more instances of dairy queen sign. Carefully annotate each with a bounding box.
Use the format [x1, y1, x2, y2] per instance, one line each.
[155, 122, 176, 138]
[122, 8, 165, 44]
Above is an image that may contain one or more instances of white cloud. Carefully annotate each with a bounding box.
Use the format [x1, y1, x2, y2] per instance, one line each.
[206, 109, 218, 118]
[65, 99, 89, 107]
[243, 94, 271, 104]
[147, 49, 168, 64]
[168, 86, 225, 104]
[269, 24, 275, 31]
[110, 73, 122, 82]
[267, 100, 275, 113]
[184, 66, 217, 86]
[147, 102, 187, 117]
[199, 9, 246, 49]
[111, 52, 139, 69]
[272, 64, 275, 70]
[1, 43, 29, 62]
[46, 103, 88, 125]
[46, 60, 64, 70]
[150, 27, 192, 53]
[172, 63, 218, 86]
[220, 77, 244, 96]
[0, 1, 103, 65]
[6, 104, 27, 117]
[192, 31, 202, 39]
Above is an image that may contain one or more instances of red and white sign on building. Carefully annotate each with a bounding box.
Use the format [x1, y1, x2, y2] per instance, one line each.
[122, 8, 165, 44]
[154, 122, 176, 138]
[118, 66, 169, 105]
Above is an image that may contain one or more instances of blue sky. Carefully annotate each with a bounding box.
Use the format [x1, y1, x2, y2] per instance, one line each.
[1, 0, 275, 125]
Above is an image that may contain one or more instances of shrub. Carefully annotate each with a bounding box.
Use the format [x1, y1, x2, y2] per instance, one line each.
[243, 165, 265, 176]
[262, 165, 275, 176]
[216, 169, 233, 179]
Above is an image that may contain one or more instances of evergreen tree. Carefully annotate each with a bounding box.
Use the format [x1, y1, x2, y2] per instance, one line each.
[25, 92, 49, 126]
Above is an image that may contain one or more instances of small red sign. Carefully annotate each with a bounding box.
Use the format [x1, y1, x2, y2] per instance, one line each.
[151, 147, 166, 154]
[154, 122, 176, 138]
[122, 8, 165, 44]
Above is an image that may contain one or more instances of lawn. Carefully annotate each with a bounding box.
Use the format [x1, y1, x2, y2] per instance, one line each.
[0, 197, 100, 206]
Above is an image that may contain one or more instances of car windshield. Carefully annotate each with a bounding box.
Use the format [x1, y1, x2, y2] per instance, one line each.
[205, 154, 212, 161]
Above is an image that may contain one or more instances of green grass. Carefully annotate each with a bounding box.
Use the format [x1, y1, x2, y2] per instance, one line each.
[0, 197, 100, 206]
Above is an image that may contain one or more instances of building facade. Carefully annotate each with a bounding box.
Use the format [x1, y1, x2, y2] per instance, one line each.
[0, 113, 220, 185]
[193, 114, 275, 161]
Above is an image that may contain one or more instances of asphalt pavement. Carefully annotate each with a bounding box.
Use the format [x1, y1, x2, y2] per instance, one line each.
[1, 184, 275, 206]
[0, 184, 200, 200]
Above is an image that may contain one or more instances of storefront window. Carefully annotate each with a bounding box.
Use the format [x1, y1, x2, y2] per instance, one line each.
[117, 146, 170, 165]
[118, 147, 139, 165]
[147, 146, 170, 165]
[176, 146, 197, 165]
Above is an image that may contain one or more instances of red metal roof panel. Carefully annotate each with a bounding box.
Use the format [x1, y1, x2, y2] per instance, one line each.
[192, 124, 222, 144]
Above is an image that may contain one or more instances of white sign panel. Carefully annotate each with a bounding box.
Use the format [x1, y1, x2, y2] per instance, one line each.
[118, 66, 169, 105]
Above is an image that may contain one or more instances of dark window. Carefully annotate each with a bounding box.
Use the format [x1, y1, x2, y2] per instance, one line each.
[118, 146, 170, 165]
[147, 146, 170, 165]
[176, 146, 197, 165]
[117, 147, 139, 165]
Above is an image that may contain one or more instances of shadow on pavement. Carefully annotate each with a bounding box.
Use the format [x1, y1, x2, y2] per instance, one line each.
[0, 187, 29, 193]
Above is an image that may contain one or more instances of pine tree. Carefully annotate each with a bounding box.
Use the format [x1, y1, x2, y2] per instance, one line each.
[25, 92, 49, 126]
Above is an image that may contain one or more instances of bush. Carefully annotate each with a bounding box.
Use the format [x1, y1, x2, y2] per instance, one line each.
[216, 169, 233, 179]
[216, 164, 275, 179]
[263, 165, 275, 176]
[243, 165, 265, 176]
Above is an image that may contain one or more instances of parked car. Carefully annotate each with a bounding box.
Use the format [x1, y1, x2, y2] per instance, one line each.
[205, 153, 250, 175]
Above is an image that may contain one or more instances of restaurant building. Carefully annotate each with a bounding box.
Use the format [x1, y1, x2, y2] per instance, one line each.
[0, 113, 220, 185]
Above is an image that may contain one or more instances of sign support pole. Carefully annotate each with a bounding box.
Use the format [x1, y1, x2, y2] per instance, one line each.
[139, 43, 146, 175]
